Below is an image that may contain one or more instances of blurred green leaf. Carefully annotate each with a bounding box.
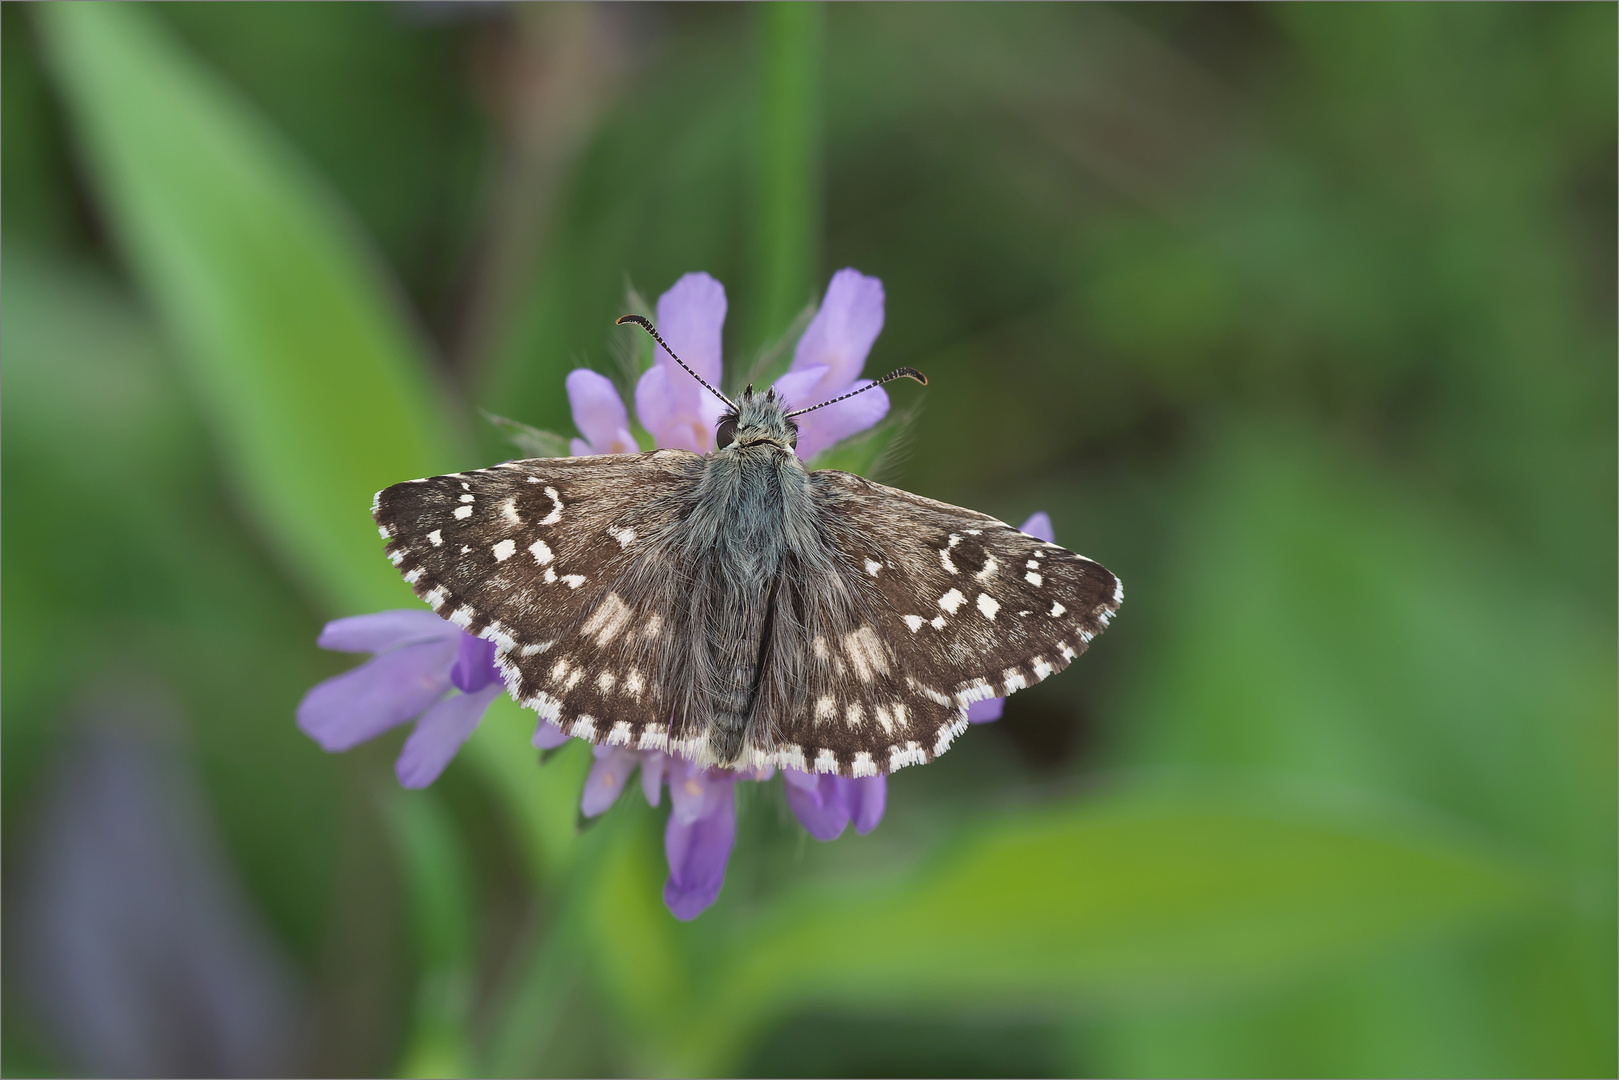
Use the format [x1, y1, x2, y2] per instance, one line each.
[38, 2, 464, 616]
[669, 784, 1540, 1072]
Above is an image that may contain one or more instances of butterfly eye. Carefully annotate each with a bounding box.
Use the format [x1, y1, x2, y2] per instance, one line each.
[715, 418, 738, 449]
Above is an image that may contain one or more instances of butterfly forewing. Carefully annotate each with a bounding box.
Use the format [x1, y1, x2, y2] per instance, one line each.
[375, 451, 705, 750]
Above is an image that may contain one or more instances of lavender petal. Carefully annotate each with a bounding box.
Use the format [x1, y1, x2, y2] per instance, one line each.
[790, 268, 886, 392]
[668, 759, 717, 826]
[565, 369, 637, 455]
[580, 748, 641, 817]
[636, 273, 728, 451]
[640, 752, 668, 807]
[967, 696, 1005, 724]
[1019, 511, 1055, 543]
[850, 775, 887, 835]
[395, 684, 500, 789]
[784, 771, 851, 841]
[662, 780, 737, 921]
[297, 638, 459, 752]
[792, 382, 890, 461]
[531, 720, 570, 750]
[449, 634, 500, 693]
[316, 610, 460, 654]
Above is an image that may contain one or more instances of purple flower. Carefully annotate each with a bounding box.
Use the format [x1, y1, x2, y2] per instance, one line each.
[296, 611, 504, 788]
[301, 269, 910, 921]
[967, 511, 1056, 725]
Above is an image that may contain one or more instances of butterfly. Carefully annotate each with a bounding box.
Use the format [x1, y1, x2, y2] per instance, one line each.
[373, 316, 1121, 777]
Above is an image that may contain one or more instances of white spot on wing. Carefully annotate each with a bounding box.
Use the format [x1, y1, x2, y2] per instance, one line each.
[448, 606, 474, 629]
[403, 568, 421, 584]
[425, 587, 447, 610]
[975, 556, 998, 583]
[530, 539, 553, 565]
[428, 529, 442, 546]
[580, 593, 632, 645]
[453, 505, 473, 520]
[492, 539, 516, 562]
[815, 695, 836, 721]
[1025, 571, 1043, 586]
[609, 526, 636, 549]
[939, 588, 965, 614]
[865, 558, 882, 577]
[977, 593, 1000, 620]
[852, 752, 878, 778]
[1050, 601, 1066, 617]
[561, 574, 586, 589]
[459, 493, 474, 503]
[846, 702, 865, 729]
[813, 748, 839, 774]
[607, 720, 632, 745]
[930, 616, 947, 630]
[940, 548, 959, 573]
[500, 497, 522, 525]
[539, 486, 563, 525]
[903, 614, 925, 633]
[843, 626, 888, 682]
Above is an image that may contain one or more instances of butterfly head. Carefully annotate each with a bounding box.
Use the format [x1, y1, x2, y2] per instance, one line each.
[715, 386, 798, 452]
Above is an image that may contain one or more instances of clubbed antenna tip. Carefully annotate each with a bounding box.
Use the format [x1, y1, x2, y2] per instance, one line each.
[786, 366, 930, 418]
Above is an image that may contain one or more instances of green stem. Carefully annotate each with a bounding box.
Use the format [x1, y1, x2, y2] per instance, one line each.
[750, 1, 826, 352]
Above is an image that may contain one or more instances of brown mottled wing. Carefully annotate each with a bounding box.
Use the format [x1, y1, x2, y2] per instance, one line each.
[765, 469, 1121, 776]
[373, 450, 703, 748]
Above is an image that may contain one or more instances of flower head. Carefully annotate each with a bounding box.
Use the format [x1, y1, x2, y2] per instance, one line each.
[299, 269, 958, 920]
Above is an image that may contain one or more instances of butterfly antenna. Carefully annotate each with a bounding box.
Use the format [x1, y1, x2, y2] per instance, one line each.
[786, 367, 928, 418]
[616, 314, 734, 408]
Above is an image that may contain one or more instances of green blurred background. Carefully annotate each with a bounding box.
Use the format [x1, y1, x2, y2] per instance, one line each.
[4, 3, 1614, 1076]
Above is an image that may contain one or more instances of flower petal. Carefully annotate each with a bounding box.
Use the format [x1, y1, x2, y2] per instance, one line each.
[784, 772, 851, 841]
[668, 759, 716, 826]
[450, 633, 500, 693]
[790, 268, 885, 393]
[850, 775, 887, 835]
[1019, 511, 1055, 543]
[780, 766, 821, 796]
[967, 696, 1004, 724]
[395, 684, 500, 789]
[636, 273, 728, 451]
[580, 748, 640, 817]
[316, 610, 460, 654]
[565, 369, 630, 450]
[663, 779, 737, 921]
[532, 720, 570, 750]
[771, 365, 831, 412]
[791, 382, 890, 461]
[297, 638, 459, 752]
[641, 752, 668, 807]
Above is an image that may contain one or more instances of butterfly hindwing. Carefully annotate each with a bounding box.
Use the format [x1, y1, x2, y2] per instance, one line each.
[374, 451, 706, 749]
[756, 469, 1121, 775]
